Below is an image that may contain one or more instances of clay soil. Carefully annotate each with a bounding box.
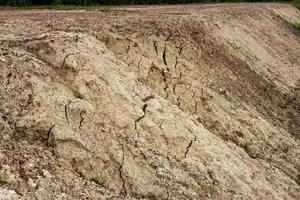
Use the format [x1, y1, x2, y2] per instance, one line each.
[0, 3, 300, 200]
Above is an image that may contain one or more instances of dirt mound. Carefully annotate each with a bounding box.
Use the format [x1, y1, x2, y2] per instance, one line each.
[0, 3, 299, 200]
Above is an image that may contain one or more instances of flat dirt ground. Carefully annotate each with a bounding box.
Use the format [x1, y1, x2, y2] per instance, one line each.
[0, 3, 300, 200]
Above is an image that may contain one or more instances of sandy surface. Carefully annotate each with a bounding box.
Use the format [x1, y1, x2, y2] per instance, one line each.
[0, 3, 299, 200]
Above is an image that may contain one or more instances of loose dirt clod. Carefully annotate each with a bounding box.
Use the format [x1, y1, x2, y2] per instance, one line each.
[0, 3, 299, 200]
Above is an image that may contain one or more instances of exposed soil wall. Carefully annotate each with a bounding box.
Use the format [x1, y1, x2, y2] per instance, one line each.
[0, 3, 299, 200]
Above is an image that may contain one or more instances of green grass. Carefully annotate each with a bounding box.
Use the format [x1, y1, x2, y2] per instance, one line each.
[9, 1, 300, 11]
[16, 4, 113, 11]
[291, 0, 300, 10]
[292, 23, 300, 33]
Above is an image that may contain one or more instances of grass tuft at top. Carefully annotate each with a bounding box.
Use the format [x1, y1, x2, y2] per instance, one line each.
[16, 4, 113, 11]
[292, 23, 300, 33]
[292, 0, 300, 10]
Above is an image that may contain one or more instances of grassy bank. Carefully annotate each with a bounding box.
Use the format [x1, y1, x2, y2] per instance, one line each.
[292, 0, 300, 9]
[1, 1, 300, 10]
[16, 4, 113, 10]
[293, 23, 300, 33]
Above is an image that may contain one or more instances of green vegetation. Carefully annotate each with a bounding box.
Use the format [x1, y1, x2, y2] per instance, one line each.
[0, 0, 299, 9]
[17, 4, 113, 10]
[292, 23, 300, 33]
[292, 0, 300, 9]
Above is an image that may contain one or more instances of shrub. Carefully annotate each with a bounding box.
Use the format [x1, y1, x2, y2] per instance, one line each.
[56, 0, 91, 5]
[31, 0, 56, 5]
[9, 0, 31, 6]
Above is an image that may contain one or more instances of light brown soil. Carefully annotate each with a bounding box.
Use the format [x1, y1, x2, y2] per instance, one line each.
[0, 3, 299, 200]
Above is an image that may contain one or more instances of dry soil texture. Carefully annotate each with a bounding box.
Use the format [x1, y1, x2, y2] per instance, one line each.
[0, 3, 300, 200]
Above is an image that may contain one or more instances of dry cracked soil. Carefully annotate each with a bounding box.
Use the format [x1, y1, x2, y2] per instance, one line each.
[0, 3, 300, 200]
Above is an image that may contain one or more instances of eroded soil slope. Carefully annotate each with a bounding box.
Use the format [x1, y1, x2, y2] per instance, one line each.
[0, 3, 299, 200]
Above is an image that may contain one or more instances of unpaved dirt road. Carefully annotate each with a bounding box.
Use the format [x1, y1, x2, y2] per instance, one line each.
[0, 3, 300, 200]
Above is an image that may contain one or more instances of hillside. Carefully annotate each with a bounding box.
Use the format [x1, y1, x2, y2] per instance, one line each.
[0, 3, 300, 200]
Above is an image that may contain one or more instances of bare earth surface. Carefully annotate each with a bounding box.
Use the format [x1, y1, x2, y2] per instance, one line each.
[0, 3, 300, 200]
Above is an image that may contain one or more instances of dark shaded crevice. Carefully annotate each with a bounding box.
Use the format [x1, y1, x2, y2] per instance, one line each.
[162, 45, 168, 66]
[46, 124, 55, 146]
[184, 136, 196, 158]
[142, 95, 154, 102]
[6, 72, 12, 86]
[176, 96, 182, 111]
[74, 34, 79, 43]
[61, 53, 74, 68]
[134, 104, 148, 136]
[134, 96, 154, 137]
[4, 73, 14, 103]
[137, 58, 142, 71]
[118, 143, 127, 196]
[79, 111, 85, 131]
[193, 101, 198, 114]
[90, 178, 104, 187]
[178, 44, 183, 56]
[207, 169, 217, 185]
[65, 101, 71, 124]
[172, 83, 177, 95]
[162, 69, 169, 99]
[153, 41, 158, 56]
